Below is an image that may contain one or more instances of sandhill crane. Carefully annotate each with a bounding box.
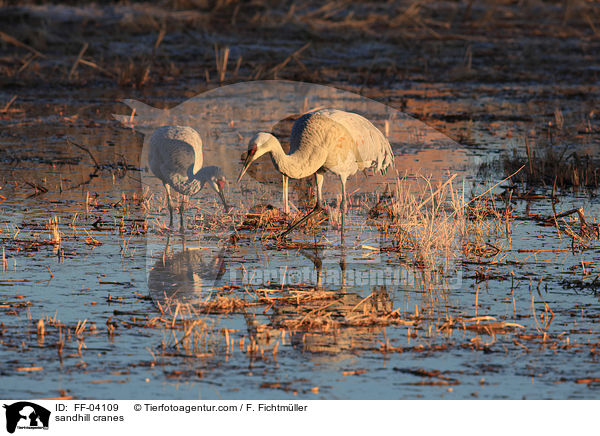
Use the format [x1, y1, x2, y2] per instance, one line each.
[149, 126, 229, 230]
[237, 109, 394, 237]
[239, 114, 314, 214]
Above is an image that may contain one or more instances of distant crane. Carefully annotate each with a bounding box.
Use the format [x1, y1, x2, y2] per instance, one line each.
[237, 109, 394, 237]
[149, 126, 229, 230]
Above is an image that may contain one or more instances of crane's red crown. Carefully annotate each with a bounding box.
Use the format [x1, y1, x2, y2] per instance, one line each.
[248, 144, 257, 157]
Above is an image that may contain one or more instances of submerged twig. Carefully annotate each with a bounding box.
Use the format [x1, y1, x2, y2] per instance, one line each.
[67, 138, 100, 169]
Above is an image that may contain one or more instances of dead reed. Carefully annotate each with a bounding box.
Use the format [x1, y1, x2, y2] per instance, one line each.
[501, 140, 600, 190]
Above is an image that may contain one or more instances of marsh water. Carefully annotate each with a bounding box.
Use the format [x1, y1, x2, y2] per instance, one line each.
[1, 81, 599, 400]
[1, 0, 600, 400]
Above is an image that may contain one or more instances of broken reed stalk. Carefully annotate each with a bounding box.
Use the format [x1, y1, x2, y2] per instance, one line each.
[517, 248, 569, 253]
[554, 207, 586, 225]
[37, 319, 45, 338]
[25, 181, 48, 195]
[0, 95, 17, 113]
[215, 45, 230, 83]
[78, 59, 115, 78]
[0, 31, 46, 58]
[525, 137, 533, 178]
[455, 164, 526, 218]
[50, 216, 60, 246]
[551, 176, 561, 239]
[233, 56, 242, 78]
[68, 42, 88, 79]
[416, 174, 458, 211]
[67, 138, 100, 169]
[154, 26, 166, 50]
[15, 53, 39, 76]
[269, 42, 311, 77]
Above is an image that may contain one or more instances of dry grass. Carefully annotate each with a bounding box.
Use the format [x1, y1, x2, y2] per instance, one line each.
[502, 144, 600, 190]
[237, 204, 288, 231]
[2, 0, 599, 395]
[150, 299, 220, 356]
[390, 175, 464, 266]
[362, 174, 471, 275]
[2, 0, 597, 92]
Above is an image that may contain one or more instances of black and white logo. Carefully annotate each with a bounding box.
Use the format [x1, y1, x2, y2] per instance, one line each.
[3, 402, 50, 434]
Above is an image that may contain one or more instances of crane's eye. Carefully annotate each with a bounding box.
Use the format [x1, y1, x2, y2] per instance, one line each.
[248, 144, 257, 156]
[217, 180, 225, 190]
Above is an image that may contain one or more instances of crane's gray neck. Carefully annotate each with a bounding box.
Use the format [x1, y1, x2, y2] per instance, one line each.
[172, 166, 217, 197]
[267, 136, 304, 179]
[267, 134, 327, 180]
[192, 165, 219, 184]
[170, 173, 202, 197]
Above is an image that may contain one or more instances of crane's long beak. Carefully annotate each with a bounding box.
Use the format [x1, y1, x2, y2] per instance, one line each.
[237, 153, 253, 183]
[217, 188, 230, 213]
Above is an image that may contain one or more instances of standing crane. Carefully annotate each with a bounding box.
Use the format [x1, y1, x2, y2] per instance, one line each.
[237, 109, 394, 237]
[238, 114, 314, 214]
[149, 126, 229, 230]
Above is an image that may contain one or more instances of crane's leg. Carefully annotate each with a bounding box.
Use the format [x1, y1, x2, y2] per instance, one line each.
[340, 177, 348, 213]
[340, 243, 347, 291]
[315, 172, 324, 209]
[212, 246, 228, 282]
[279, 173, 324, 238]
[300, 248, 323, 289]
[178, 195, 186, 232]
[161, 233, 172, 266]
[340, 177, 347, 243]
[164, 184, 174, 229]
[282, 174, 289, 215]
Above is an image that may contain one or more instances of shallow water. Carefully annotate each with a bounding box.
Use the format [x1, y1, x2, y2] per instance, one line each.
[1, 80, 599, 400]
[2, 191, 599, 400]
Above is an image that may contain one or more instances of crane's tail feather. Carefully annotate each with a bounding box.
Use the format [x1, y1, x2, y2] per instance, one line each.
[112, 99, 171, 131]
